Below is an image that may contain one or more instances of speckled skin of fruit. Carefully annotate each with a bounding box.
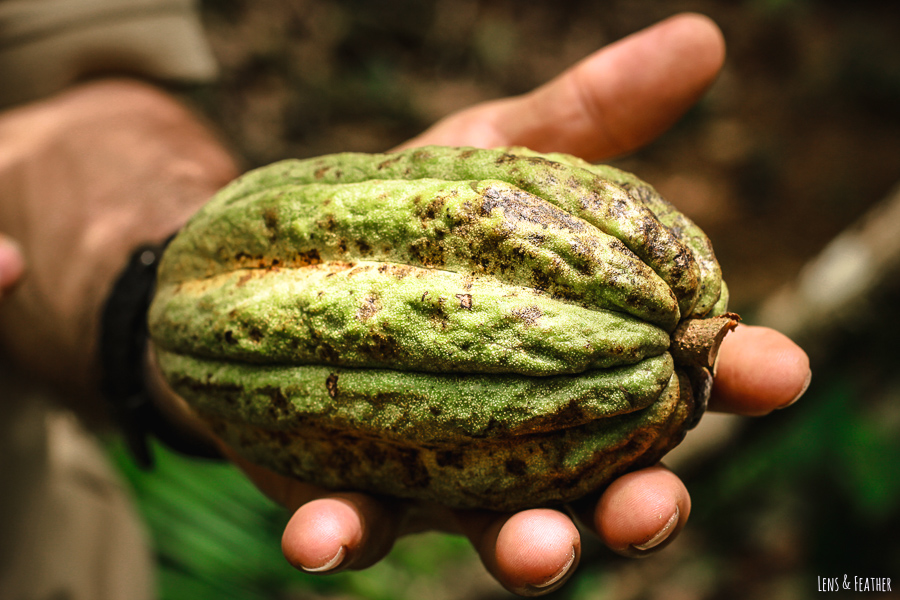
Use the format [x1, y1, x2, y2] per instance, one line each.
[148, 146, 736, 511]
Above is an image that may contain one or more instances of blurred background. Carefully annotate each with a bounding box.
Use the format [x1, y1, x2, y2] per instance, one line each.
[109, 0, 900, 598]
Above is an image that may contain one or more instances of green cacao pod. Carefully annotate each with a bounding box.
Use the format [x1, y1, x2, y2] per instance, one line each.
[148, 146, 738, 511]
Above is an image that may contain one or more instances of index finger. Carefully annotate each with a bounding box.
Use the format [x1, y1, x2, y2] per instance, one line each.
[710, 325, 811, 416]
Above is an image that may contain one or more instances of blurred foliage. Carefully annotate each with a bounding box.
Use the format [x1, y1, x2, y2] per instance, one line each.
[687, 378, 900, 594]
[109, 441, 328, 600]
[109, 440, 498, 600]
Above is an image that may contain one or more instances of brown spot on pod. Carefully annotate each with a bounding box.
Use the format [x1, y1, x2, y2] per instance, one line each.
[479, 185, 587, 234]
[395, 446, 430, 488]
[325, 373, 339, 398]
[394, 266, 413, 279]
[420, 195, 446, 221]
[357, 294, 381, 320]
[436, 448, 465, 469]
[455, 293, 473, 309]
[427, 296, 449, 329]
[316, 342, 340, 363]
[410, 148, 434, 162]
[408, 238, 445, 268]
[295, 249, 321, 267]
[505, 458, 527, 476]
[510, 306, 542, 326]
[363, 331, 399, 361]
[259, 386, 291, 418]
[377, 156, 402, 170]
[262, 207, 279, 241]
[319, 214, 337, 231]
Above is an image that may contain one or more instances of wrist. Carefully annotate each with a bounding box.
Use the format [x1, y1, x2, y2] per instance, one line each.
[99, 238, 222, 465]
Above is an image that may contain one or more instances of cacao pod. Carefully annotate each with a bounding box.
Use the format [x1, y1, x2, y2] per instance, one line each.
[148, 146, 737, 511]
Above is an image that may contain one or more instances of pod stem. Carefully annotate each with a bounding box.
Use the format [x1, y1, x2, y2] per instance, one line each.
[670, 313, 741, 374]
[670, 313, 741, 429]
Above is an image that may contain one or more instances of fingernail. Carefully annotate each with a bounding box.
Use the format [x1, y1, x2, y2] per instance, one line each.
[523, 546, 576, 594]
[631, 506, 679, 552]
[779, 369, 812, 410]
[300, 545, 346, 573]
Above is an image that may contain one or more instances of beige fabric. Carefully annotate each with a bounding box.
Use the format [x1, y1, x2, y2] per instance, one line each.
[0, 2, 218, 596]
[0, 0, 217, 108]
[0, 375, 155, 600]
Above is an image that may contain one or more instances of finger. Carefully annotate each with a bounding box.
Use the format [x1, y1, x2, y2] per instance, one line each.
[710, 324, 812, 416]
[0, 234, 24, 297]
[457, 508, 581, 596]
[581, 465, 690, 558]
[398, 13, 725, 161]
[281, 493, 401, 573]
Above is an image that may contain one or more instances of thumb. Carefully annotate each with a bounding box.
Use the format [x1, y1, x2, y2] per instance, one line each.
[399, 13, 725, 161]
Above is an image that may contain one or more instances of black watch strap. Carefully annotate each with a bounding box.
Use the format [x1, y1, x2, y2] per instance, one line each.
[99, 237, 222, 468]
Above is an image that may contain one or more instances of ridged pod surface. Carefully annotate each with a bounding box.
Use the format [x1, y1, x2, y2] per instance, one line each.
[149, 146, 737, 511]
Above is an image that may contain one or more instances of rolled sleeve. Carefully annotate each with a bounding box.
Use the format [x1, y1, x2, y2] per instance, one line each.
[0, 0, 218, 108]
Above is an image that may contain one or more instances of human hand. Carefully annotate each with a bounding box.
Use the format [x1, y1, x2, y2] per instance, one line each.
[270, 12, 811, 596]
[0, 79, 238, 405]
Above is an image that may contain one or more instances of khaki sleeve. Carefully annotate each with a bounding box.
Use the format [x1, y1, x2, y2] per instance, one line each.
[0, 0, 218, 108]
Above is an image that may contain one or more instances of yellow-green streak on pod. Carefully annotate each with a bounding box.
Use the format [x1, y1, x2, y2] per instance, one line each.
[209, 146, 702, 324]
[150, 261, 670, 375]
[161, 177, 680, 330]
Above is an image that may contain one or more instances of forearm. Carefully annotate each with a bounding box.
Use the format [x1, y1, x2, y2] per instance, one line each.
[0, 79, 237, 418]
[0, 0, 225, 410]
